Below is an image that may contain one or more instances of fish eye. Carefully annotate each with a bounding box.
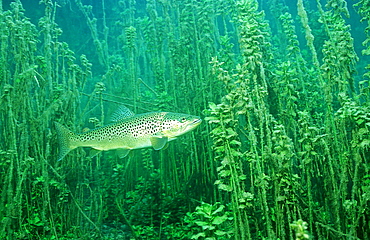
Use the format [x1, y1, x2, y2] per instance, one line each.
[180, 117, 187, 122]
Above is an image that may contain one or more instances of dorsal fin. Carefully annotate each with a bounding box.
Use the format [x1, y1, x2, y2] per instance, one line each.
[110, 105, 135, 122]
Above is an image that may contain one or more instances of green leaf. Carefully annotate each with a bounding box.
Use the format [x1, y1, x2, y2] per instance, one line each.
[214, 230, 227, 236]
[212, 204, 225, 215]
[191, 232, 206, 239]
[229, 139, 242, 146]
[360, 139, 370, 148]
[212, 215, 228, 225]
[356, 119, 365, 125]
[218, 183, 233, 192]
[221, 157, 230, 165]
[226, 128, 237, 137]
[277, 196, 286, 202]
[219, 170, 231, 177]
[204, 225, 216, 231]
[205, 116, 220, 124]
[239, 174, 247, 180]
[208, 102, 217, 111]
[195, 221, 208, 227]
[230, 148, 242, 157]
[358, 128, 369, 136]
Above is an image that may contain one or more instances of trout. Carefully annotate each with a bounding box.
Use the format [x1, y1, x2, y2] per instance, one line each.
[55, 109, 202, 161]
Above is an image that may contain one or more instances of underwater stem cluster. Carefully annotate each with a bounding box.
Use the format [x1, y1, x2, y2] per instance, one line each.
[0, 0, 370, 239]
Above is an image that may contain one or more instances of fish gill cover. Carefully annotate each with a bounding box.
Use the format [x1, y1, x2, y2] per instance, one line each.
[0, 0, 369, 239]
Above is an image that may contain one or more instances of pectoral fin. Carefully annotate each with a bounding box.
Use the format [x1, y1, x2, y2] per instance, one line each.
[150, 137, 168, 150]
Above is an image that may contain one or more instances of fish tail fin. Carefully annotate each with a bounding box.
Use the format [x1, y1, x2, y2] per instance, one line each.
[55, 122, 77, 161]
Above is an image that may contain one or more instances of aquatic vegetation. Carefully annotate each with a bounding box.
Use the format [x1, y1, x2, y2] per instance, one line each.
[184, 202, 234, 239]
[0, 0, 369, 239]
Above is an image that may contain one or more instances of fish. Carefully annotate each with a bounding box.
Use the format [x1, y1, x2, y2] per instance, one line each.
[55, 108, 202, 161]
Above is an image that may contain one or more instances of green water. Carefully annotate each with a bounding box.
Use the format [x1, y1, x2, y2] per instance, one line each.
[0, 0, 369, 239]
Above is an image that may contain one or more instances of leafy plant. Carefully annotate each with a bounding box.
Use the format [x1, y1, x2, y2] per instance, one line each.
[290, 219, 310, 240]
[184, 202, 233, 240]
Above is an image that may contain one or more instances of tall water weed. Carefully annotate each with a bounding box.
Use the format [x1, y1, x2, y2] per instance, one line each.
[0, 0, 369, 239]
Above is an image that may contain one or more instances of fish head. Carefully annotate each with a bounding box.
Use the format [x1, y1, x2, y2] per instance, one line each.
[161, 112, 202, 138]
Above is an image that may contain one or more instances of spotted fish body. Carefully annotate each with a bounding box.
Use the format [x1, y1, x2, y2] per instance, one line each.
[55, 111, 202, 161]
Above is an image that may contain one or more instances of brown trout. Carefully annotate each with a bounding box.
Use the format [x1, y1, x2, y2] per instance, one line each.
[55, 110, 202, 161]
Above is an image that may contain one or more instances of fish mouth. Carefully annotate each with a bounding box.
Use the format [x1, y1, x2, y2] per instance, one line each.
[191, 118, 202, 126]
[180, 118, 201, 135]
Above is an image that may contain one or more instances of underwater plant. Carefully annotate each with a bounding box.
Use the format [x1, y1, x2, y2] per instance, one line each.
[0, 0, 369, 239]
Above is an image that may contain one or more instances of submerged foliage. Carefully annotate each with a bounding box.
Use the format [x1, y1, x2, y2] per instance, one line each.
[0, 0, 369, 239]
